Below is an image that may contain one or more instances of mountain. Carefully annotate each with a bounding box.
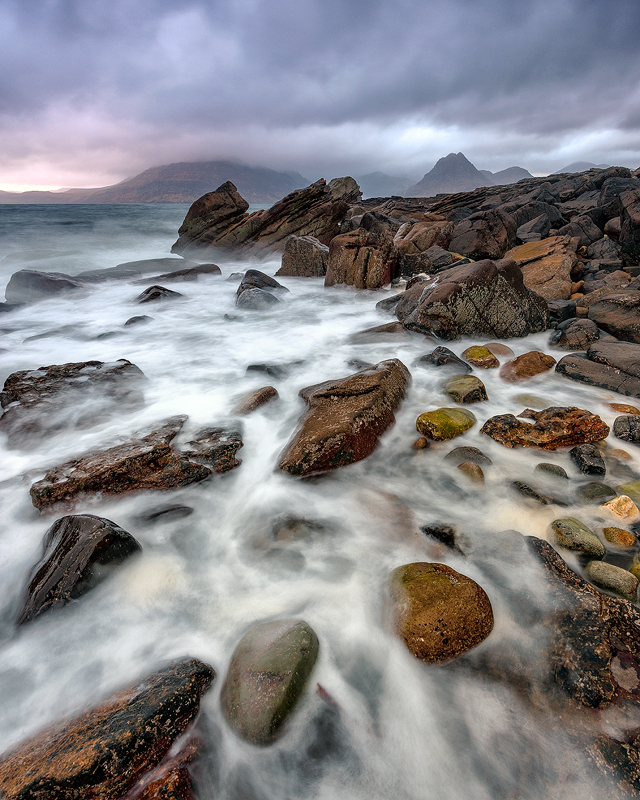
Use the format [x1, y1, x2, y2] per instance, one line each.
[0, 161, 311, 204]
[405, 152, 493, 197]
[553, 161, 610, 174]
[356, 172, 413, 199]
[489, 166, 533, 184]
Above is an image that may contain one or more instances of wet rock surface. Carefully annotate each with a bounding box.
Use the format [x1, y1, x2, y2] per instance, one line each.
[556, 341, 640, 397]
[461, 345, 499, 369]
[4, 269, 87, 304]
[570, 443, 606, 475]
[231, 386, 279, 415]
[551, 517, 606, 556]
[613, 414, 640, 445]
[17, 514, 141, 625]
[0, 658, 214, 800]
[416, 407, 476, 441]
[220, 619, 319, 745]
[504, 236, 578, 301]
[442, 374, 488, 404]
[417, 346, 471, 372]
[180, 426, 243, 473]
[276, 234, 329, 277]
[499, 351, 557, 382]
[278, 359, 410, 476]
[481, 406, 610, 450]
[136, 285, 184, 303]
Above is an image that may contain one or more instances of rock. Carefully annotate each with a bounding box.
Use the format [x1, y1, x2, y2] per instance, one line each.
[237, 269, 288, 295]
[444, 445, 492, 465]
[76, 257, 197, 282]
[270, 514, 327, 542]
[500, 351, 557, 382]
[0, 359, 145, 447]
[137, 504, 195, 526]
[416, 407, 476, 441]
[133, 766, 196, 800]
[551, 318, 600, 350]
[557, 215, 603, 248]
[30, 416, 211, 511]
[420, 523, 463, 552]
[485, 342, 514, 356]
[424, 244, 455, 270]
[277, 359, 410, 476]
[246, 363, 292, 379]
[480, 406, 610, 450]
[604, 217, 622, 239]
[124, 315, 152, 327]
[604, 527, 637, 548]
[136, 285, 184, 303]
[458, 461, 485, 482]
[504, 236, 579, 301]
[556, 341, 640, 397]
[570, 444, 606, 475]
[220, 619, 319, 745]
[442, 375, 487, 404]
[236, 287, 280, 309]
[587, 290, 640, 342]
[619, 188, 640, 263]
[447, 209, 516, 260]
[231, 386, 279, 415]
[180, 427, 243, 473]
[511, 481, 549, 504]
[462, 345, 499, 369]
[17, 514, 141, 625]
[601, 495, 640, 521]
[134, 263, 222, 284]
[388, 562, 494, 663]
[576, 483, 616, 502]
[550, 518, 605, 557]
[585, 561, 638, 601]
[172, 177, 361, 257]
[0, 658, 214, 800]
[618, 482, 640, 504]
[276, 235, 329, 277]
[4, 269, 86, 304]
[535, 462, 568, 478]
[393, 220, 453, 256]
[325, 213, 398, 289]
[547, 299, 577, 326]
[348, 321, 412, 344]
[417, 346, 471, 372]
[587, 237, 622, 261]
[610, 403, 640, 415]
[516, 213, 551, 243]
[613, 415, 640, 444]
[413, 436, 430, 449]
[397, 258, 548, 340]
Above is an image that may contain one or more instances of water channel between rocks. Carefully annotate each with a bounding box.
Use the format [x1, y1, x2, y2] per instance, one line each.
[0, 204, 638, 799]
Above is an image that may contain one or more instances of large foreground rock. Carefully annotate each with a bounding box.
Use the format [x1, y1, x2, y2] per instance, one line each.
[4, 269, 86, 303]
[389, 562, 494, 663]
[447, 209, 516, 260]
[278, 359, 410, 476]
[0, 359, 145, 447]
[18, 514, 141, 625]
[30, 416, 211, 510]
[220, 619, 319, 745]
[0, 658, 214, 800]
[556, 341, 640, 398]
[480, 406, 610, 449]
[396, 258, 548, 340]
[325, 211, 398, 289]
[504, 236, 579, 300]
[275, 235, 329, 277]
[172, 177, 361, 257]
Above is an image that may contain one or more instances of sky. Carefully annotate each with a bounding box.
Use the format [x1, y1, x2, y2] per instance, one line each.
[2, 0, 640, 191]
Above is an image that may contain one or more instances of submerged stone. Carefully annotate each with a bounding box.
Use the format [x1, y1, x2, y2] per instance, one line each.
[442, 374, 488, 404]
[585, 561, 639, 601]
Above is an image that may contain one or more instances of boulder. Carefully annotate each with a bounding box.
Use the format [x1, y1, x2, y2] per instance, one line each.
[388, 562, 494, 663]
[499, 351, 557, 382]
[0, 658, 214, 800]
[447, 209, 516, 260]
[0, 359, 145, 447]
[17, 514, 141, 625]
[613, 415, 640, 445]
[393, 220, 453, 255]
[442, 375, 487, 404]
[231, 386, 278, 415]
[551, 318, 600, 349]
[237, 269, 287, 296]
[397, 258, 548, 340]
[603, 527, 637, 548]
[550, 518, 605, 557]
[424, 245, 456, 270]
[416, 346, 471, 372]
[4, 269, 86, 304]
[557, 215, 604, 247]
[570, 443, 606, 475]
[172, 177, 361, 257]
[236, 287, 280, 309]
[587, 237, 621, 261]
[325, 213, 398, 289]
[220, 619, 319, 745]
[124, 315, 152, 327]
[444, 445, 492, 465]
[276, 235, 329, 277]
[587, 290, 640, 343]
[504, 236, 579, 301]
[585, 561, 638, 601]
[461, 345, 499, 369]
[416, 407, 476, 440]
[180, 426, 243, 472]
[77, 257, 198, 282]
[619, 188, 640, 263]
[480, 406, 610, 450]
[516, 214, 551, 243]
[136, 285, 184, 303]
[555, 341, 640, 397]
[30, 416, 211, 511]
[133, 263, 222, 283]
[348, 321, 412, 344]
[277, 359, 410, 476]
[547, 299, 577, 326]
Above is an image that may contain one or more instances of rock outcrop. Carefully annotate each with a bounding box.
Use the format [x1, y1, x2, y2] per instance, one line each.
[587, 289, 640, 343]
[278, 359, 410, 476]
[556, 341, 640, 397]
[480, 406, 610, 449]
[447, 209, 517, 260]
[325, 211, 398, 289]
[504, 236, 579, 300]
[276, 235, 329, 277]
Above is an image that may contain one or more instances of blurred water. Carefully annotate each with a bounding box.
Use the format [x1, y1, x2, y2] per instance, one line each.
[0, 204, 637, 799]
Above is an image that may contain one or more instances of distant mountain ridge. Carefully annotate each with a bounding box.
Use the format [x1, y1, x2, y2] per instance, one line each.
[406, 153, 533, 197]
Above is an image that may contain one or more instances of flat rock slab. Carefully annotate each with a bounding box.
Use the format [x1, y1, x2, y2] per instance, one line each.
[505, 236, 578, 301]
[556, 341, 640, 398]
[481, 406, 610, 450]
[588, 290, 640, 343]
[0, 658, 214, 800]
[220, 619, 319, 745]
[277, 359, 410, 476]
[231, 386, 278, 415]
[30, 416, 211, 511]
[17, 514, 141, 625]
[4, 269, 87, 303]
[0, 359, 145, 447]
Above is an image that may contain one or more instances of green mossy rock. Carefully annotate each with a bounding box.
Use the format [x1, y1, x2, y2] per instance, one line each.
[551, 518, 605, 557]
[442, 375, 488, 404]
[389, 562, 494, 663]
[585, 561, 639, 601]
[220, 619, 319, 746]
[462, 346, 500, 369]
[576, 483, 617, 503]
[416, 407, 476, 441]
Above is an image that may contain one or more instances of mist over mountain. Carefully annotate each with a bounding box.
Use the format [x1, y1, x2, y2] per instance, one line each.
[553, 161, 610, 174]
[356, 172, 413, 199]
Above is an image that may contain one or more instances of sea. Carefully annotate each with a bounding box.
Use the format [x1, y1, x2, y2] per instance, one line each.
[0, 203, 636, 799]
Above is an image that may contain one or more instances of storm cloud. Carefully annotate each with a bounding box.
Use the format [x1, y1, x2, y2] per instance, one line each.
[1, 0, 640, 188]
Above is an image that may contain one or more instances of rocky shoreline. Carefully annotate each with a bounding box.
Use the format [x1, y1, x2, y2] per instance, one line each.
[2, 166, 640, 797]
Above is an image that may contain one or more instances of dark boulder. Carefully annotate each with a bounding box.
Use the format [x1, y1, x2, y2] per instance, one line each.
[136, 285, 184, 303]
[516, 214, 551, 243]
[551, 318, 600, 350]
[570, 443, 606, 475]
[4, 269, 86, 304]
[417, 345, 472, 372]
[613, 415, 640, 445]
[586, 237, 621, 261]
[17, 514, 141, 625]
[556, 341, 640, 397]
[276, 235, 329, 277]
[237, 269, 287, 295]
[0, 658, 214, 800]
[76, 258, 198, 283]
[124, 315, 152, 327]
[448, 209, 516, 260]
[547, 299, 577, 326]
[134, 263, 221, 283]
[236, 287, 280, 309]
[397, 258, 548, 340]
[557, 214, 603, 247]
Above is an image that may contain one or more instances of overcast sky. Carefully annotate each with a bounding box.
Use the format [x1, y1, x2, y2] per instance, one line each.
[2, 0, 640, 190]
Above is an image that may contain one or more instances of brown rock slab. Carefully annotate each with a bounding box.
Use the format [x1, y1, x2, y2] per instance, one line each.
[0, 658, 214, 800]
[275, 234, 329, 277]
[278, 359, 410, 476]
[442, 374, 488, 404]
[389, 562, 494, 663]
[480, 406, 610, 450]
[610, 403, 640, 415]
[556, 341, 640, 398]
[231, 386, 278, 415]
[500, 351, 556, 382]
[505, 236, 578, 300]
[588, 289, 640, 343]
